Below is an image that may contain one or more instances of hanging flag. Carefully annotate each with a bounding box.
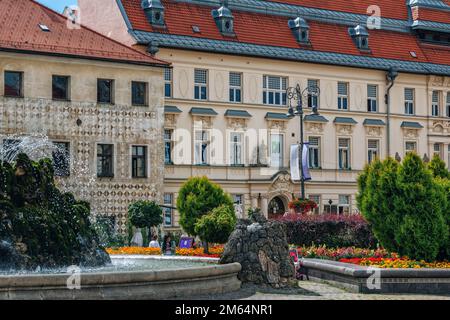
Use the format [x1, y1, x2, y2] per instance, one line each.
[290, 144, 300, 181]
[302, 142, 312, 181]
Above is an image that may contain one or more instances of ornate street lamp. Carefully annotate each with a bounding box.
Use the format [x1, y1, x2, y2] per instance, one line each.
[286, 83, 320, 200]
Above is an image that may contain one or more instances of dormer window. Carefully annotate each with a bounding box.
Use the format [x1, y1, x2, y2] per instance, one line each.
[212, 0, 234, 36]
[141, 0, 165, 27]
[349, 25, 369, 51]
[288, 17, 310, 44]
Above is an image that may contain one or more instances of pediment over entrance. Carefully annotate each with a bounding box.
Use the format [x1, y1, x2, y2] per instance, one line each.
[268, 171, 295, 198]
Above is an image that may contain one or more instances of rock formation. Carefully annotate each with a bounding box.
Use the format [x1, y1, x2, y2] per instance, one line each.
[220, 211, 295, 287]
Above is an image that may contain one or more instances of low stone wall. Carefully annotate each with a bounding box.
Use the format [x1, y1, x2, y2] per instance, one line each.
[0, 263, 241, 300]
[302, 259, 450, 294]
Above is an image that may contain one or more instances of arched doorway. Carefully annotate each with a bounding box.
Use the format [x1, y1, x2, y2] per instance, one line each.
[268, 196, 286, 219]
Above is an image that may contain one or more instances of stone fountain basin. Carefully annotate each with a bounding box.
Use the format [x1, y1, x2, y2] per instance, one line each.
[0, 257, 241, 300]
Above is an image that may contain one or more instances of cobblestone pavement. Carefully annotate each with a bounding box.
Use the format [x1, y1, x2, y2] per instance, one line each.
[181, 280, 450, 300]
[241, 281, 450, 300]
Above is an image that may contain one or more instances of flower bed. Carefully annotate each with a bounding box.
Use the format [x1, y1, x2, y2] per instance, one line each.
[175, 246, 224, 258]
[339, 257, 450, 269]
[106, 246, 224, 258]
[296, 245, 394, 261]
[106, 247, 162, 255]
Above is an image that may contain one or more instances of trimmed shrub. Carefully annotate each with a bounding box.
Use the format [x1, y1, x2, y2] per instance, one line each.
[276, 214, 377, 248]
[177, 176, 233, 236]
[358, 153, 448, 261]
[128, 200, 163, 229]
[194, 205, 237, 245]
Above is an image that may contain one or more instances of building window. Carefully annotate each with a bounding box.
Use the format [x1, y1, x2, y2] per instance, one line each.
[337, 82, 349, 110]
[405, 141, 417, 154]
[132, 81, 148, 106]
[132, 146, 147, 178]
[432, 91, 440, 117]
[338, 138, 350, 169]
[270, 134, 284, 168]
[97, 144, 114, 177]
[367, 139, 379, 164]
[338, 195, 351, 215]
[307, 79, 319, 109]
[404, 88, 415, 115]
[164, 68, 172, 98]
[4, 71, 23, 98]
[367, 84, 378, 112]
[163, 193, 173, 227]
[263, 75, 287, 106]
[164, 129, 173, 164]
[194, 130, 209, 165]
[52, 142, 70, 177]
[230, 132, 243, 166]
[308, 136, 320, 169]
[194, 69, 208, 100]
[229, 72, 242, 103]
[309, 195, 321, 214]
[446, 93, 450, 117]
[52, 75, 70, 101]
[97, 79, 114, 104]
[433, 143, 443, 160]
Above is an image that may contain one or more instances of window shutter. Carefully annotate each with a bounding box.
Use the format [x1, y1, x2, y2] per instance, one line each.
[367, 85, 377, 98]
[339, 138, 349, 148]
[229, 73, 241, 87]
[308, 79, 318, 88]
[164, 68, 172, 81]
[405, 88, 414, 101]
[368, 140, 378, 149]
[432, 91, 439, 103]
[309, 137, 320, 146]
[338, 82, 348, 95]
[195, 69, 207, 84]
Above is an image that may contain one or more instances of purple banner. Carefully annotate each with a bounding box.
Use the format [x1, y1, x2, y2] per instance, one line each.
[302, 142, 312, 181]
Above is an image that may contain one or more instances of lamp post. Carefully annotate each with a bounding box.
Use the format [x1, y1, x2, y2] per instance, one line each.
[286, 84, 320, 200]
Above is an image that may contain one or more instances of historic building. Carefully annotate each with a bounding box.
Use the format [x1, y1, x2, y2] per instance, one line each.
[79, 0, 450, 231]
[0, 0, 169, 233]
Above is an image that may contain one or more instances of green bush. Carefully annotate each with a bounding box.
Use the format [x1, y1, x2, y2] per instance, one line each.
[428, 154, 450, 179]
[357, 153, 448, 261]
[194, 205, 237, 245]
[177, 176, 233, 236]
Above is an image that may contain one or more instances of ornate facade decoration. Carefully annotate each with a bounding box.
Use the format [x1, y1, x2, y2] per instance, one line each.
[193, 116, 213, 129]
[305, 122, 325, 134]
[164, 113, 179, 129]
[336, 124, 354, 135]
[403, 128, 420, 139]
[365, 126, 382, 137]
[226, 117, 248, 130]
[268, 120, 287, 131]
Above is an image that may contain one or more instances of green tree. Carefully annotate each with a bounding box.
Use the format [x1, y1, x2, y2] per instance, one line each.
[428, 154, 450, 179]
[128, 200, 163, 245]
[177, 176, 233, 236]
[358, 153, 448, 261]
[194, 205, 237, 253]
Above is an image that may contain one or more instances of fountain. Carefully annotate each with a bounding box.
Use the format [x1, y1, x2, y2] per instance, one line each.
[0, 135, 241, 299]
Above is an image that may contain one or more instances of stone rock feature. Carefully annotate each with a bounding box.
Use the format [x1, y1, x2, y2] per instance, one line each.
[220, 212, 295, 287]
[0, 154, 110, 271]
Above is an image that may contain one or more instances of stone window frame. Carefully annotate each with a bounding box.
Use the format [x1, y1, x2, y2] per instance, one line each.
[131, 145, 148, 179]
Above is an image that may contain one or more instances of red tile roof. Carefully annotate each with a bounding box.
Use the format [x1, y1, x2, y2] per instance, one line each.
[412, 6, 450, 24]
[0, 0, 169, 66]
[122, 0, 447, 65]
[265, 0, 410, 20]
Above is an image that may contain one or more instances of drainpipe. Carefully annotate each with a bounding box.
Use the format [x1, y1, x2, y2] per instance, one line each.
[385, 67, 399, 158]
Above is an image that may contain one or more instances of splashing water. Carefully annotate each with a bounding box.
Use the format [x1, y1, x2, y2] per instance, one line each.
[0, 133, 96, 205]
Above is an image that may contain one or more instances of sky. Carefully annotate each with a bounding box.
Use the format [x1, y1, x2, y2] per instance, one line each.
[36, 0, 78, 13]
